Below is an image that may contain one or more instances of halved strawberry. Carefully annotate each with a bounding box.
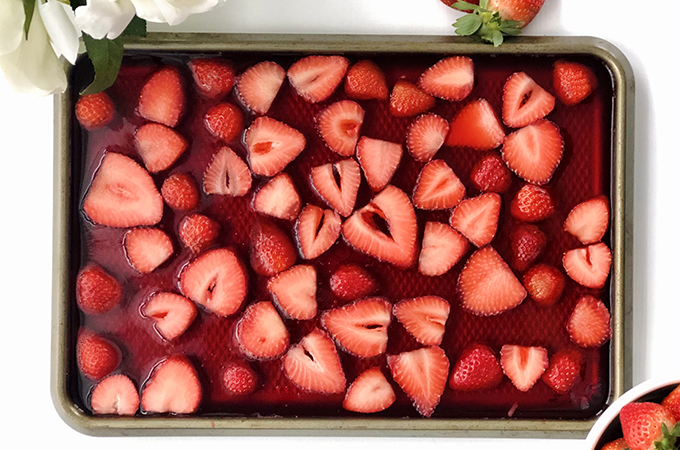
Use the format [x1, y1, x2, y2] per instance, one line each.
[458, 246, 527, 316]
[76, 264, 122, 315]
[523, 263, 565, 306]
[250, 220, 297, 276]
[509, 223, 546, 272]
[412, 159, 466, 210]
[124, 228, 173, 273]
[662, 385, 680, 422]
[620, 402, 678, 450]
[344, 60, 388, 101]
[268, 265, 317, 320]
[138, 66, 184, 127]
[449, 344, 503, 391]
[393, 296, 450, 346]
[161, 173, 199, 211]
[245, 117, 306, 177]
[449, 193, 501, 247]
[135, 123, 188, 173]
[405, 113, 449, 163]
[418, 56, 474, 102]
[470, 153, 512, 193]
[500, 345, 549, 392]
[553, 60, 598, 106]
[178, 213, 219, 254]
[564, 195, 610, 244]
[502, 72, 555, 128]
[445, 99, 505, 150]
[141, 356, 201, 414]
[343, 367, 396, 414]
[77, 331, 120, 380]
[180, 248, 248, 317]
[235, 61, 286, 115]
[222, 362, 258, 395]
[203, 146, 252, 197]
[188, 58, 235, 100]
[387, 346, 449, 417]
[234, 301, 290, 360]
[542, 348, 583, 394]
[283, 328, 346, 394]
[287, 55, 349, 103]
[567, 295, 611, 348]
[252, 173, 301, 220]
[83, 152, 163, 228]
[204, 102, 245, 143]
[142, 292, 197, 341]
[310, 158, 361, 217]
[502, 119, 564, 185]
[510, 184, 556, 222]
[418, 221, 469, 277]
[90, 374, 139, 415]
[328, 264, 379, 301]
[321, 297, 392, 358]
[294, 204, 342, 260]
[389, 80, 435, 117]
[563, 242, 612, 289]
[316, 100, 364, 156]
[76, 92, 115, 130]
[356, 136, 403, 192]
[342, 186, 418, 268]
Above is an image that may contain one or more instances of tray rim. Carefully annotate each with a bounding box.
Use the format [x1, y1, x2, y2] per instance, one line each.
[51, 33, 635, 438]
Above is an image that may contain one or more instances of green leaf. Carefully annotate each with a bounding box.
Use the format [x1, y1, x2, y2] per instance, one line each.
[453, 14, 483, 36]
[491, 30, 504, 47]
[451, 1, 480, 12]
[479, 0, 489, 10]
[22, 0, 35, 39]
[70, 0, 87, 8]
[122, 16, 147, 37]
[81, 34, 124, 95]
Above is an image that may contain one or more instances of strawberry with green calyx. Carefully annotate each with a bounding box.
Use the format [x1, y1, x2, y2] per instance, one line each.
[620, 402, 679, 450]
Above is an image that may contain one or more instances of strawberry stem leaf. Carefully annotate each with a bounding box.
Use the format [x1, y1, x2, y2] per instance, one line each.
[453, 14, 483, 36]
[450, 1, 523, 47]
[451, 1, 480, 12]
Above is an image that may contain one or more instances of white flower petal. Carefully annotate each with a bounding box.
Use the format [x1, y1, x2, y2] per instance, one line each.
[39, 0, 82, 65]
[75, 0, 137, 40]
[0, 0, 26, 56]
[131, 0, 222, 25]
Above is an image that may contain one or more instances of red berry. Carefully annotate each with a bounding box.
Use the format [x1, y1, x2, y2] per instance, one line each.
[523, 264, 565, 306]
[510, 184, 556, 222]
[76, 92, 115, 130]
[77, 331, 120, 380]
[222, 362, 258, 395]
[178, 213, 220, 254]
[329, 264, 378, 301]
[553, 60, 598, 106]
[204, 103, 245, 143]
[161, 173, 199, 211]
[76, 265, 122, 315]
[470, 154, 512, 193]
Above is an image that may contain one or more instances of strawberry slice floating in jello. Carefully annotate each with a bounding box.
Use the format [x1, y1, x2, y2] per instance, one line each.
[393, 296, 451, 346]
[235, 61, 286, 115]
[252, 173, 301, 221]
[283, 329, 346, 394]
[412, 159, 466, 210]
[310, 159, 361, 217]
[141, 356, 202, 414]
[234, 301, 290, 360]
[500, 345, 549, 392]
[294, 204, 342, 260]
[245, 116, 306, 177]
[343, 367, 396, 414]
[502, 71, 555, 128]
[287, 55, 349, 103]
[316, 100, 364, 156]
[142, 292, 197, 341]
[267, 265, 317, 320]
[203, 146, 252, 197]
[137, 66, 185, 128]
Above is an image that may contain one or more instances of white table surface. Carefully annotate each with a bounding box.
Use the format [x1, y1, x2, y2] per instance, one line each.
[1, 0, 679, 448]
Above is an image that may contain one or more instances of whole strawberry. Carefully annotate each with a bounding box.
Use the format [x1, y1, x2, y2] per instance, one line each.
[620, 402, 679, 450]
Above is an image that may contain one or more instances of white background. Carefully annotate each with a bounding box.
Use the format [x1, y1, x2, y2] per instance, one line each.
[1, 0, 679, 448]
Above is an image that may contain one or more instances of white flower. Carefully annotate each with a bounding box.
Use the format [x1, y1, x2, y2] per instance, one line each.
[40, 0, 82, 64]
[130, 0, 224, 26]
[75, 0, 136, 40]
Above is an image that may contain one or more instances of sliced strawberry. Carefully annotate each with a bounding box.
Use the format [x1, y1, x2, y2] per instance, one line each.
[600, 439, 629, 450]
[344, 60, 389, 101]
[564, 195, 610, 245]
[77, 331, 120, 380]
[418, 56, 474, 101]
[294, 204, 342, 260]
[389, 80, 435, 117]
[76, 264, 122, 315]
[141, 356, 201, 414]
[245, 117, 306, 177]
[267, 265, 317, 320]
[90, 374, 140, 415]
[204, 102, 245, 143]
[250, 220, 297, 276]
[445, 99, 505, 150]
[662, 385, 680, 422]
[393, 296, 450, 346]
[321, 298, 392, 357]
[523, 263, 565, 306]
[356, 136, 403, 192]
[567, 295, 611, 348]
[283, 328, 346, 394]
[138, 66, 184, 127]
[449, 344, 503, 391]
[553, 60, 598, 106]
[542, 348, 583, 394]
[287, 55, 349, 103]
[510, 183, 556, 222]
[142, 292, 197, 341]
[188, 58, 235, 100]
[83, 152, 163, 228]
[418, 221, 469, 277]
[180, 248, 248, 317]
[76, 92, 115, 130]
[343, 367, 396, 413]
[178, 213, 219, 254]
[412, 159, 466, 210]
[222, 362, 258, 395]
[620, 402, 678, 450]
[470, 153, 512, 193]
[405, 113, 449, 163]
[235, 61, 286, 115]
[502, 72, 555, 128]
[342, 185, 418, 268]
[328, 264, 379, 301]
[252, 173, 301, 220]
[502, 119, 564, 185]
[449, 192, 501, 247]
[123, 228, 173, 273]
[387, 346, 449, 417]
[203, 146, 252, 197]
[500, 345, 549, 392]
[509, 223, 546, 272]
[161, 173, 199, 211]
[234, 301, 290, 360]
[316, 100, 364, 156]
[458, 246, 527, 316]
[135, 123, 188, 173]
[563, 242, 612, 289]
[310, 158, 361, 217]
